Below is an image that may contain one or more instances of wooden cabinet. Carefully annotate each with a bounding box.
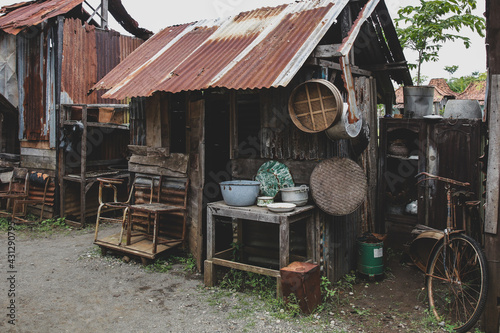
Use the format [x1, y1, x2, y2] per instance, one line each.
[58, 104, 130, 226]
[378, 118, 484, 245]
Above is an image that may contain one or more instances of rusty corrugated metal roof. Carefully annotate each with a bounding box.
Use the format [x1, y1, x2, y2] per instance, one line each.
[95, 0, 351, 99]
[0, 0, 85, 35]
[0, 0, 152, 39]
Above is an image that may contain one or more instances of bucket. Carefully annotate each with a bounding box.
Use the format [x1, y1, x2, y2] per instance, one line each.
[403, 86, 435, 118]
[325, 103, 362, 139]
[288, 79, 342, 133]
[357, 238, 384, 277]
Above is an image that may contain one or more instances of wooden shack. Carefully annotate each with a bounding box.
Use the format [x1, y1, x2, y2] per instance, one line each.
[0, 0, 151, 222]
[93, 0, 412, 280]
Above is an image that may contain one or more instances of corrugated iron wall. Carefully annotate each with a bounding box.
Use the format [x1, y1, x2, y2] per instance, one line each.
[17, 25, 54, 141]
[17, 18, 143, 143]
[95, 29, 143, 104]
[129, 97, 146, 146]
[61, 19, 98, 104]
[0, 31, 18, 108]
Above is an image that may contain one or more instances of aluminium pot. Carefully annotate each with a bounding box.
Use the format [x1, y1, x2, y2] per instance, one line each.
[280, 185, 309, 206]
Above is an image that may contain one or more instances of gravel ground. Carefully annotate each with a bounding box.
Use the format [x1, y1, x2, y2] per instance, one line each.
[0, 224, 349, 333]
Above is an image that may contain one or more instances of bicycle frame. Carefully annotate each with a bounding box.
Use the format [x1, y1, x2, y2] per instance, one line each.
[410, 172, 472, 273]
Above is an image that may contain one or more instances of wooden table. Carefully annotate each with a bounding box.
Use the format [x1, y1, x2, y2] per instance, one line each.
[204, 201, 316, 297]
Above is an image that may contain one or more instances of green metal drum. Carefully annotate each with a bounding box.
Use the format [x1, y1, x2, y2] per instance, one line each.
[357, 238, 384, 277]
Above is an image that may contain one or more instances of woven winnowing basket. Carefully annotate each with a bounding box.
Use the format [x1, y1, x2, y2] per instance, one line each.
[310, 157, 367, 216]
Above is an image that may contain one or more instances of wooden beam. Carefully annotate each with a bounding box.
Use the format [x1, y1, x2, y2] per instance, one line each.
[312, 44, 342, 58]
[305, 57, 372, 77]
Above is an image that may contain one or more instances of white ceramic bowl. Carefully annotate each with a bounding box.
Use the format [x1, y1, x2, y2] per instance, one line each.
[267, 202, 296, 213]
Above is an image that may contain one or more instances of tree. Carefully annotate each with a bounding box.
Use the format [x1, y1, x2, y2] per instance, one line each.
[447, 71, 486, 93]
[396, 0, 485, 85]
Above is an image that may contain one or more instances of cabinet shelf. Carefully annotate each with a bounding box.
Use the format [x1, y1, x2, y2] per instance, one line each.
[59, 104, 130, 226]
[62, 120, 129, 130]
[387, 154, 419, 160]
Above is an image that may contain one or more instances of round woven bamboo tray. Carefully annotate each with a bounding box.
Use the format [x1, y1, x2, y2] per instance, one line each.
[288, 79, 343, 133]
[310, 157, 367, 216]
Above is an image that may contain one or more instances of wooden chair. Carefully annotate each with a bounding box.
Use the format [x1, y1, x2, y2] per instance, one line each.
[94, 175, 155, 244]
[125, 177, 189, 253]
[0, 167, 29, 218]
[11, 171, 51, 224]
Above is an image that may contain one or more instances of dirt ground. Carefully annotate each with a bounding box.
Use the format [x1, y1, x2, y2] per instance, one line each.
[0, 223, 473, 333]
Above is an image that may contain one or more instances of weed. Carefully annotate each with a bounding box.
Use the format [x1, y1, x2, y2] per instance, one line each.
[145, 259, 172, 273]
[0, 217, 10, 231]
[283, 293, 301, 318]
[38, 217, 70, 231]
[219, 270, 276, 299]
[170, 253, 196, 272]
[354, 308, 371, 316]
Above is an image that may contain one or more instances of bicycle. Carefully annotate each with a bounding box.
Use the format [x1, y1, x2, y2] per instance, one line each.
[414, 172, 488, 333]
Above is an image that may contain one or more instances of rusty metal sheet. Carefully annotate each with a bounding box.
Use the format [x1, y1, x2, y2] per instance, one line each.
[17, 26, 48, 141]
[61, 19, 98, 105]
[0, 0, 85, 35]
[94, 0, 351, 99]
[0, 32, 18, 108]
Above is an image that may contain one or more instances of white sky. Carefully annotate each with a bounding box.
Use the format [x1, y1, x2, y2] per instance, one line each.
[0, 0, 487, 82]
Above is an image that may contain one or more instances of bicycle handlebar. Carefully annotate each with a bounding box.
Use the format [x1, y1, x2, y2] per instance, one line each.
[416, 172, 470, 187]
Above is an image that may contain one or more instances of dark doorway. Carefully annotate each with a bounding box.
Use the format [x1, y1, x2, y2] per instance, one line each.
[203, 91, 231, 204]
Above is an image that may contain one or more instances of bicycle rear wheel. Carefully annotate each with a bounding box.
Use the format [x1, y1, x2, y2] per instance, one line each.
[426, 233, 488, 332]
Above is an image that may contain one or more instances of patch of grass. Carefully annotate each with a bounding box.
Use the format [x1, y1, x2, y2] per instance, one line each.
[38, 217, 71, 231]
[145, 259, 172, 273]
[353, 308, 371, 316]
[0, 216, 73, 235]
[170, 253, 196, 272]
[219, 270, 276, 299]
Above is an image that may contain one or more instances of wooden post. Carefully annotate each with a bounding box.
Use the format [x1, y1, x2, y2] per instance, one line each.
[485, 74, 500, 235]
[80, 105, 87, 226]
[485, 0, 500, 330]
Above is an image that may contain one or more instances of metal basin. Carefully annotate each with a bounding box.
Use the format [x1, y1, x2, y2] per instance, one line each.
[220, 180, 260, 206]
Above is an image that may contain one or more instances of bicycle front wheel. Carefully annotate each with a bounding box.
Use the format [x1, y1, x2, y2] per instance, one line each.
[426, 233, 488, 332]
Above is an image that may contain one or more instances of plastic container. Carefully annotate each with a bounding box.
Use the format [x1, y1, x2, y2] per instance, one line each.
[220, 180, 260, 206]
[357, 238, 384, 277]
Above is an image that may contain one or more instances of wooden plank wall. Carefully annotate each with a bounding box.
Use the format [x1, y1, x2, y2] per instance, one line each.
[231, 76, 376, 283]
[260, 87, 329, 160]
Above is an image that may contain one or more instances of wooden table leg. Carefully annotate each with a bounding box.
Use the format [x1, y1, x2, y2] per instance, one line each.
[153, 212, 158, 254]
[204, 259, 215, 287]
[207, 207, 215, 260]
[126, 209, 132, 245]
[205, 208, 216, 287]
[279, 216, 289, 269]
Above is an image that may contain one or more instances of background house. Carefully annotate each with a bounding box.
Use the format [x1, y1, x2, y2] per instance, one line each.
[0, 0, 151, 220]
